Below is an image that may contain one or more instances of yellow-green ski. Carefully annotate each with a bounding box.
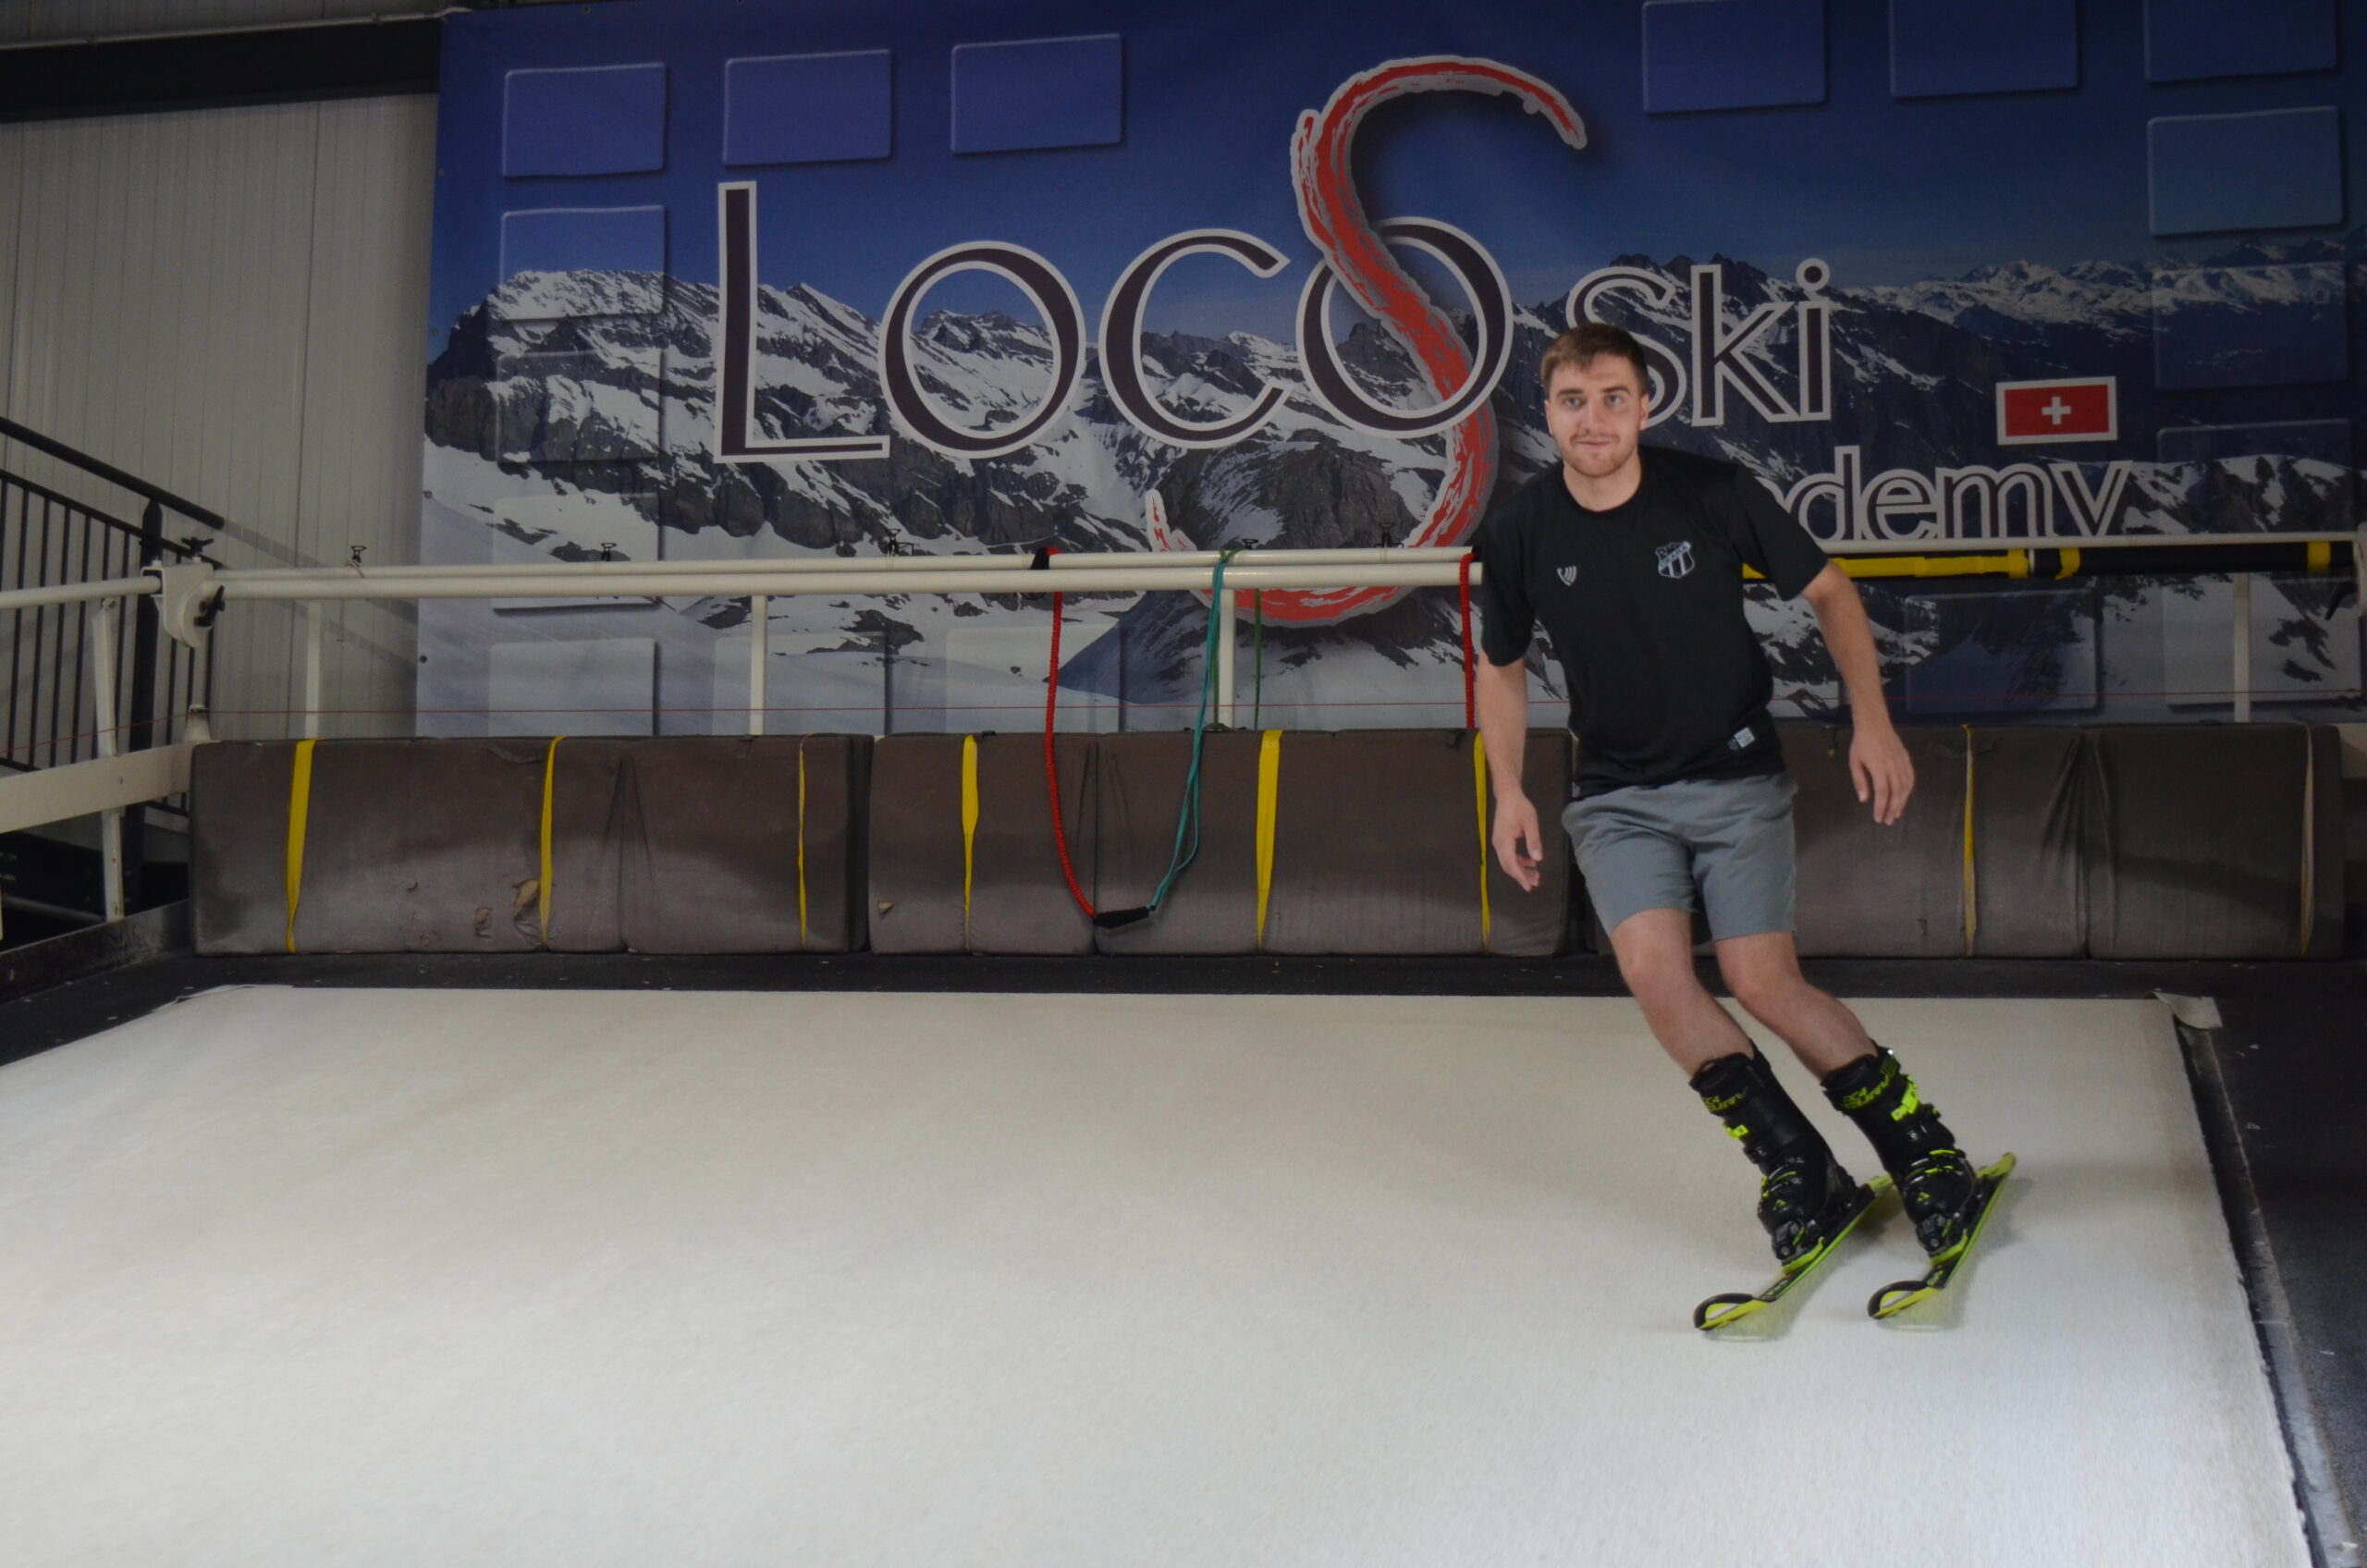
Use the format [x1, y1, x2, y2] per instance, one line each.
[1868, 1153, 2017, 1320]
[1694, 1175, 1892, 1331]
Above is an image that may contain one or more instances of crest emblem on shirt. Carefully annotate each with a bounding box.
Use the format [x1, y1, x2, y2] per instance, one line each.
[1556, 564, 1576, 586]
[1655, 540, 1695, 580]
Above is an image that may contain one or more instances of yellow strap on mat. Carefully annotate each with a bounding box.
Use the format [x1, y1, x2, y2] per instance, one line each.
[796, 738, 810, 951]
[284, 737, 317, 953]
[1473, 737, 1492, 954]
[961, 735, 980, 944]
[1254, 729, 1282, 949]
[539, 737, 564, 946]
[1960, 724, 1977, 957]
[2306, 540, 2332, 573]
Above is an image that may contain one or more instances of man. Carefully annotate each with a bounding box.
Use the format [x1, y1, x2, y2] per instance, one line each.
[1474, 322, 1983, 1273]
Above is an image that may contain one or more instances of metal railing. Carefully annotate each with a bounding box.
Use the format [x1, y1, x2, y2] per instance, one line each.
[1, 473, 209, 770]
[0, 415, 220, 925]
[0, 522, 2361, 928]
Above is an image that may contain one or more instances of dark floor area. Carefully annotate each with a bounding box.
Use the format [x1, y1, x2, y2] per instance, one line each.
[2, 944, 2361, 1560]
[2199, 989, 2367, 1565]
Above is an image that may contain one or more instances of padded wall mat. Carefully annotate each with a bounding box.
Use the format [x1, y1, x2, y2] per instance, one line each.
[189, 741, 308, 955]
[2083, 725, 2343, 960]
[1966, 726, 2088, 958]
[1784, 726, 1972, 958]
[1781, 725, 2088, 958]
[191, 739, 553, 955]
[542, 737, 871, 955]
[191, 737, 870, 956]
[868, 734, 1098, 955]
[1256, 729, 1573, 956]
[1092, 731, 1266, 956]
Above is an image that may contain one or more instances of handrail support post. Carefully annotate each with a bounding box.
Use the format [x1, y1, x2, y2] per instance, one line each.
[90, 601, 127, 922]
[2231, 571, 2253, 725]
[749, 594, 768, 736]
[1216, 587, 1238, 729]
[302, 601, 325, 740]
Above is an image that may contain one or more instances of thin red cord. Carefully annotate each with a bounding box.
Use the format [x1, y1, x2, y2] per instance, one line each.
[1458, 551, 1477, 730]
[1040, 547, 1096, 917]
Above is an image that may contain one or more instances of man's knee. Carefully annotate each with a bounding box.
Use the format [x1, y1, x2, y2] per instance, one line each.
[1717, 939, 1812, 1021]
[1611, 910, 1704, 1005]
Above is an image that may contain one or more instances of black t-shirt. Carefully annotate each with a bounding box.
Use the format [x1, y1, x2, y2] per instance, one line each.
[1477, 446, 1832, 797]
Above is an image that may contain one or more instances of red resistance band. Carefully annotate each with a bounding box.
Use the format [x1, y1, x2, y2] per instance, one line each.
[1458, 550, 1477, 730]
[1040, 546, 1096, 918]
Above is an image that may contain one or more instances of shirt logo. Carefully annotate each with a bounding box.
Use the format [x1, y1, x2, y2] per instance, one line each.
[1556, 563, 1576, 586]
[1655, 540, 1695, 580]
[1728, 724, 1756, 751]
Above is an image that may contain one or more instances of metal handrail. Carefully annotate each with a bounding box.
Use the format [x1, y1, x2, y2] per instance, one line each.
[1, 526, 2360, 929]
[0, 414, 223, 538]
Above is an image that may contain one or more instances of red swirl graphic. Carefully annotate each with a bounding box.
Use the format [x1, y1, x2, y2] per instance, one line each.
[1154, 58, 1587, 625]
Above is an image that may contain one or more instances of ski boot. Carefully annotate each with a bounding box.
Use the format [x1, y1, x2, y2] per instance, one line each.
[1689, 1049, 1885, 1329]
[1822, 1044, 1979, 1256]
[1692, 1049, 1872, 1266]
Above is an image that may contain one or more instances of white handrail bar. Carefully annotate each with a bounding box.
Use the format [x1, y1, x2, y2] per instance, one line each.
[0, 576, 157, 611]
[217, 564, 1478, 600]
[225, 545, 1481, 582]
[134, 528, 2367, 587]
[0, 532, 2357, 619]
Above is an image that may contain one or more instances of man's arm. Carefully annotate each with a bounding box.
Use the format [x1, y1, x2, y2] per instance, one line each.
[1476, 655, 1544, 890]
[1798, 560, 1913, 826]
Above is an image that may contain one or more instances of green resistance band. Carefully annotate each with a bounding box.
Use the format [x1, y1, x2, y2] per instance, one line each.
[1093, 549, 1239, 929]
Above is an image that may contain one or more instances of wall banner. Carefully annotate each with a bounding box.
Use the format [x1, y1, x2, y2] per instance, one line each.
[423, 0, 2364, 732]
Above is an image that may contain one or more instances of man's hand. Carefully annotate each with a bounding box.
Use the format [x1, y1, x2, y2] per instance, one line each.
[1492, 791, 1545, 890]
[1802, 563, 1914, 826]
[1851, 724, 1914, 826]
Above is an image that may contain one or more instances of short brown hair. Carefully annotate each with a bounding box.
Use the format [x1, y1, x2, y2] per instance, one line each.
[1539, 323, 1649, 396]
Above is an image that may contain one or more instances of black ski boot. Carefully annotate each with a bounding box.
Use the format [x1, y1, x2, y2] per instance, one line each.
[1690, 1050, 1868, 1267]
[1822, 1044, 1979, 1256]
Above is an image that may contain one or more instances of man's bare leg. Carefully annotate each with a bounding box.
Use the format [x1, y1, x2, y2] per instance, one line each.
[1711, 930, 1874, 1077]
[1713, 929, 1987, 1255]
[1604, 908, 1755, 1072]
[1608, 908, 1860, 1261]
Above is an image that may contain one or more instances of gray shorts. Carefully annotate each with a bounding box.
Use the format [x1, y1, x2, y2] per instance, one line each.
[1560, 772, 1799, 942]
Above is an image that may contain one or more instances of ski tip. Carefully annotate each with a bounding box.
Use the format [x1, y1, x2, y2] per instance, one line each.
[1694, 1292, 1765, 1331]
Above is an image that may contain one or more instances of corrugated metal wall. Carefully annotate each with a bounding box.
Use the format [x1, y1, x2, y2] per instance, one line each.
[0, 92, 436, 741]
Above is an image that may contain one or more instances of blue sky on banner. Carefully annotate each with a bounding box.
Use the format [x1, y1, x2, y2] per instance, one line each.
[428, 0, 2363, 349]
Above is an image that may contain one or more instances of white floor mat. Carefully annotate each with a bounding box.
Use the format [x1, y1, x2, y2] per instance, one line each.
[0, 988, 2307, 1568]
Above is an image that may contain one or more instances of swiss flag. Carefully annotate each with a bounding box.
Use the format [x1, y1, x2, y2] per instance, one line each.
[1996, 377, 2116, 445]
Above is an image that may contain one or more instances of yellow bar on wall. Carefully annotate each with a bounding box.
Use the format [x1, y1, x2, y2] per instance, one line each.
[1254, 729, 1282, 949]
[284, 738, 317, 953]
[538, 737, 564, 946]
[796, 739, 810, 951]
[961, 735, 980, 942]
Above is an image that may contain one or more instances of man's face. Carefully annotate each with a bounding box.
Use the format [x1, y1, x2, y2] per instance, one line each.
[1543, 356, 1646, 482]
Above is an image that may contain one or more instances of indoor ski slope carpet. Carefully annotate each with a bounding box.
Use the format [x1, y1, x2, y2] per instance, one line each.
[0, 988, 2308, 1567]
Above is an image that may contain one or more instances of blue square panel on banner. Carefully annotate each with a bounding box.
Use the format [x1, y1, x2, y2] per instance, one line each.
[498, 206, 668, 317]
[951, 34, 1123, 153]
[1890, 0, 2078, 98]
[2149, 108, 2344, 235]
[2156, 420, 2354, 529]
[2152, 263, 2349, 389]
[1899, 587, 2100, 716]
[504, 64, 668, 177]
[2146, 0, 2336, 82]
[1642, 0, 1825, 114]
[725, 51, 893, 166]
